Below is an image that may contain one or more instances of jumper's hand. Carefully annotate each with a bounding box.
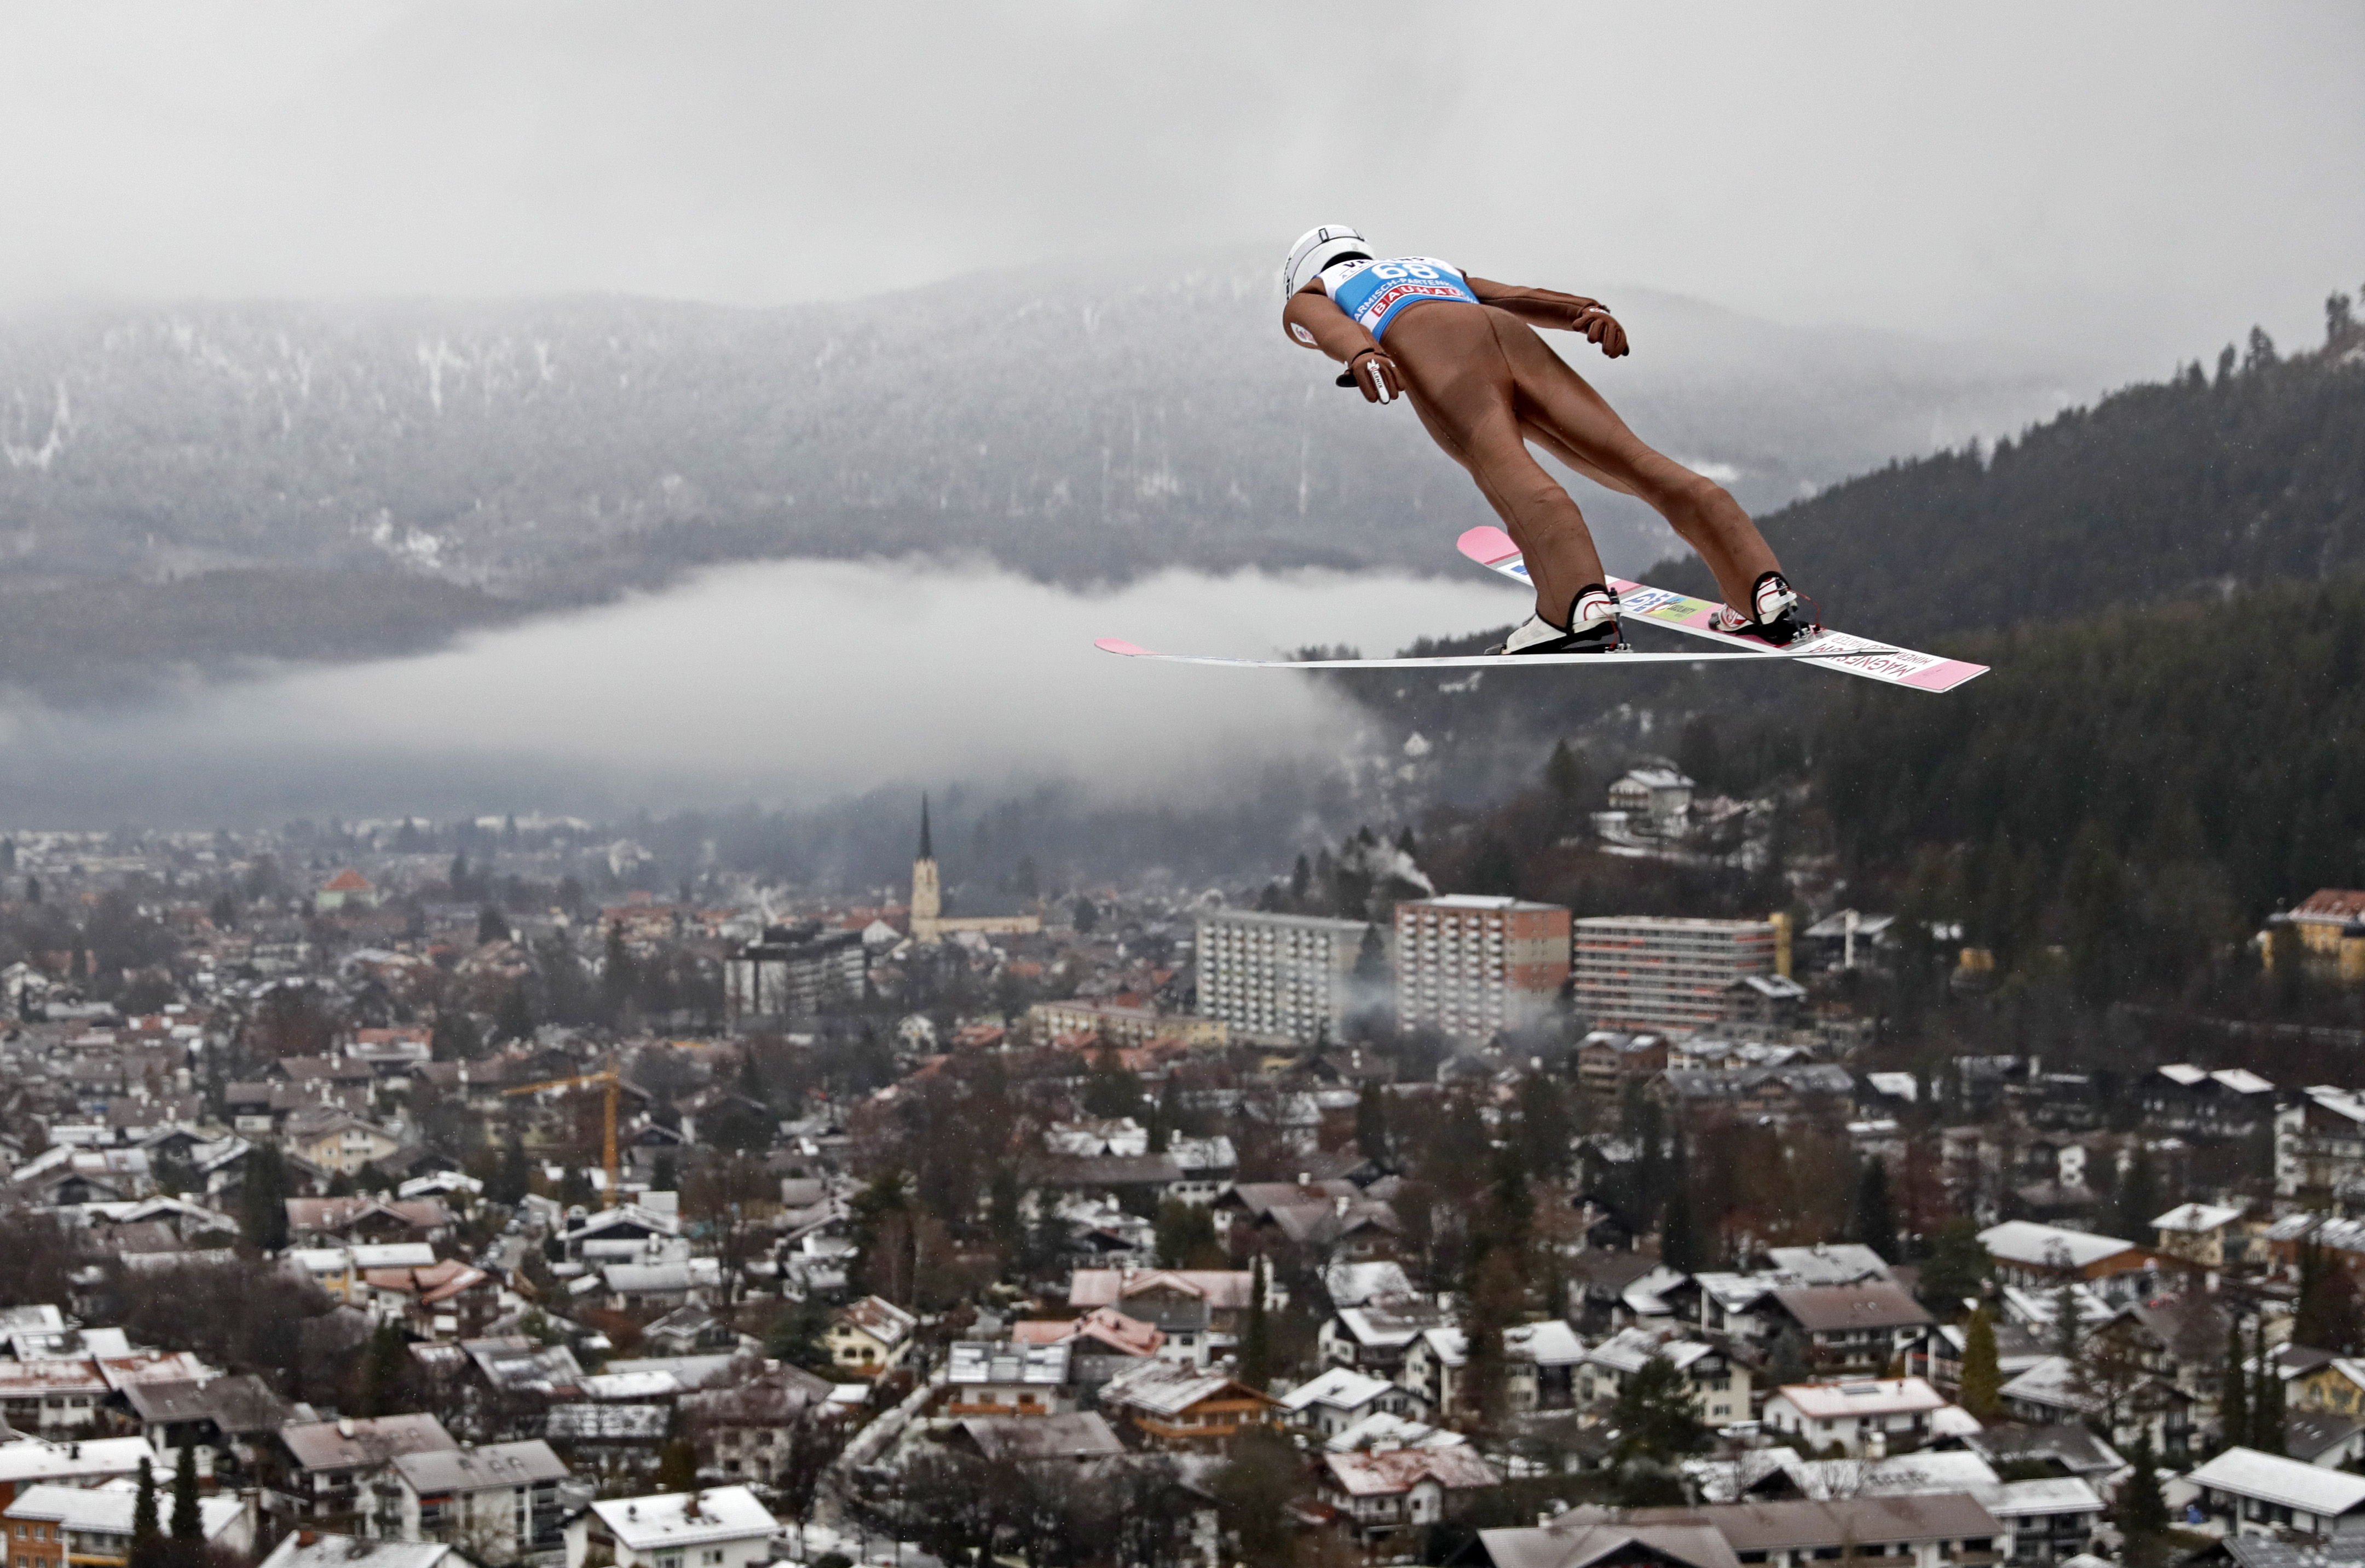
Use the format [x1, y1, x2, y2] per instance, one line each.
[1573, 306, 1629, 359]
[1336, 349, 1403, 403]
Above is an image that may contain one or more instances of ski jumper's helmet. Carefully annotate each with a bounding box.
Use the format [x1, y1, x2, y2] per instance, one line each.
[1283, 225, 1371, 298]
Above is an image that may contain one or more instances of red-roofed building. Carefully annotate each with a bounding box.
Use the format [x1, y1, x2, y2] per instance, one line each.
[315, 870, 380, 912]
[1318, 1445, 1501, 1542]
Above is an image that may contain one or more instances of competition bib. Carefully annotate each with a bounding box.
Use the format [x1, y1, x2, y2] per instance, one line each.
[1320, 256, 1480, 338]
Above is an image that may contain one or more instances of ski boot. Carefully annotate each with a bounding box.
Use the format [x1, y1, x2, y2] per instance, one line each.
[1491, 584, 1622, 655]
[1711, 570, 1817, 647]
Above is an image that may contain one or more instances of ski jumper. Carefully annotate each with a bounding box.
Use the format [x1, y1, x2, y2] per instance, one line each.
[1282, 256, 1783, 627]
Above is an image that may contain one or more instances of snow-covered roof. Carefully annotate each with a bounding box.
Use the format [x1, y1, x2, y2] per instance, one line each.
[590, 1486, 776, 1552]
[1977, 1221, 2139, 1270]
[1280, 1367, 1395, 1414]
[1322, 1261, 1415, 1308]
[2212, 1069, 2275, 1096]
[1322, 1445, 1499, 1497]
[2184, 1447, 2365, 1516]
[2153, 1202, 2245, 1234]
[1324, 1411, 1464, 1453]
[1772, 1377, 1946, 1420]
[1691, 1272, 1788, 1311]
[1987, 1477, 2105, 1518]
[1999, 1356, 2096, 1414]
[1588, 1327, 1715, 1376]
[1866, 1072, 1920, 1102]
[1765, 1244, 1895, 1287]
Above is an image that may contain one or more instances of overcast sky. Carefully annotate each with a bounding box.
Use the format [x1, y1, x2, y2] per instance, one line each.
[1, 3, 2360, 373]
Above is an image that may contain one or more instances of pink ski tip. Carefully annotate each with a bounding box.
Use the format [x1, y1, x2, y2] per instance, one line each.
[1456, 525, 1521, 565]
[1094, 638, 1152, 656]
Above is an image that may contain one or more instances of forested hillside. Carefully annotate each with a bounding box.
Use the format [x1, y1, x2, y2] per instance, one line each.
[1648, 296, 2365, 639]
[1813, 575, 2365, 1004]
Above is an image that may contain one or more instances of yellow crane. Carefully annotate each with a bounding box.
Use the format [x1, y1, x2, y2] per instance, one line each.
[503, 1069, 622, 1208]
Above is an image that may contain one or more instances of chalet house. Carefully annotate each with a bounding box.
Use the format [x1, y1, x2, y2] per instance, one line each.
[944, 1412, 1128, 1473]
[2151, 1203, 2252, 1270]
[2276, 1090, 2365, 1207]
[119, 1374, 290, 1473]
[2140, 1065, 2277, 1137]
[574, 1486, 777, 1568]
[1478, 1495, 2007, 1568]
[282, 1114, 405, 1178]
[1762, 1377, 1949, 1458]
[1401, 1321, 1585, 1416]
[1097, 1360, 1278, 1451]
[0, 1361, 110, 1435]
[1576, 1031, 1670, 1099]
[1067, 1267, 1279, 1365]
[1658, 1064, 1859, 1127]
[825, 1296, 916, 1376]
[1581, 1329, 1751, 1428]
[943, 1342, 1072, 1419]
[1767, 1283, 1934, 1374]
[5, 1482, 251, 1568]
[361, 1260, 499, 1339]
[1318, 1445, 1501, 1546]
[1977, 1221, 2154, 1304]
[367, 1442, 572, 1567]
[1998, 1354, 2191, 1457]
[2179, 1446, 2365, 1539]
[286, 1197, 454, 1247]
[679, 1365, 838, 1484]
[1280, 1368, 1420, 1438]
[267, 1413, 460, 1529]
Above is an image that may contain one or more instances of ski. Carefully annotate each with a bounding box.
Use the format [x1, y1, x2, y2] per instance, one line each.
[1454, 526, 1989, 693]
[1092, 638, 1874, 670]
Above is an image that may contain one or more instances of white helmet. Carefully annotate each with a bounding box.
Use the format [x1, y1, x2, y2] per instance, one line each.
[1282, 224, 1372, 298]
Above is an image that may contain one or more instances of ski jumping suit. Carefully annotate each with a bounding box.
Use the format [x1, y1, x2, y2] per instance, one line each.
[1281, 256, 1782, 626]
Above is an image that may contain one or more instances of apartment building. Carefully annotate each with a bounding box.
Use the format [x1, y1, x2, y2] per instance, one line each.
[1394, 896, 1571, 1041]
[1572, 915, 1778, 1033]
[1195, 909, 1379, 1046]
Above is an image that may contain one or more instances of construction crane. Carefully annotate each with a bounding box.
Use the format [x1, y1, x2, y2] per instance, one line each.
[503, 1069, 622, 1208]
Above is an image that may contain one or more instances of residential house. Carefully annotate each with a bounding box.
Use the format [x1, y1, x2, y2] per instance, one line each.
[2140, 1065, 2277, 1137]
[1280, 1368, 1419, 1439]
[2277, 1089, 2365, 1208]
[942, 1343, 1072, 1419]
[1319, 1299, 1447, 1379]
[1767, 1283, 1935, 1374]
[1998, 1355, 2190, 1457]
[1581, 1329, 1751, 1428]
[1067, 1268, 1279, 1366]
[1576, 1031, 1671, 1100]
[570, 1487, 775, 1568]
[0, 1361, 111, 1435]
[2152, 1204, 2251, 1271]
[2285, 1412, 2365, 1471]
[1318, 1445, 1501, 1547]
[1401, 1321, 1584, 1416]
[1479, 1496, 2008, 1568]
[1977, 1222, 2154, 1304]
[943, 1413, 1127, 1472]
[270, 1414, 461, 1529]
[285, 1114, 406, 1178]
[2178, 1446, 2365, 1539]
[0, 1437, 158, 1514]
[1761, 1379, 1950, 1458]
[258, 1535, 469, 1568]
[368, 1442, 571, 1567]
[5, 1483, 251, 1568]
[1097, 1360, 1278, 1451]
[824, 1296, 916, 1376]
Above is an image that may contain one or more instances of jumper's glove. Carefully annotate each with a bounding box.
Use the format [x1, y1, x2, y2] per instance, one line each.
[1571, 305, 1629, 359]
[1335, 348, 1403, 403]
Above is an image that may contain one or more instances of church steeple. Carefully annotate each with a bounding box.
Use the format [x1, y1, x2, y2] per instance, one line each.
[910, 794, 942, 938]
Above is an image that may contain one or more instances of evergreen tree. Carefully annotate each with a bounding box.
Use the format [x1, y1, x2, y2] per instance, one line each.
[130, 1460, 158, 1557]
[169, 1444, 199, 1541]
[988, 1165, 1023, 1270]
[1355, 1081, 1391, 1162]
[357, 1322, 408, 1416]
[2050, 1276, 2083, 1362]
[1289, 854, 1311, 905]
[238, 1144, 290, 1253]
[1853, 1157, 1897, 1263]
[1147, 1075, 1180, 1155]
[2118, 1430, 2170, 1567]
[492, 982, 535, 1044]
[1241, 1254, 1272, 1390]
[428, 1008, 480, 1062]
[1609, 1356, 1711, 1464]
[656, 1437, 699, 1492]
[2254, 1317, 2286, 1454]
[1660, 1121, 1704, 1271]
[2220, 1323, 2249, 1452]
[2117, 1142, 2162, 1242]
[1959, 1307, 2003, 1420]
[476, 903, 510, 944]
[488, 1134, 532, 1207]
[1916, 1219, 1992, 1316]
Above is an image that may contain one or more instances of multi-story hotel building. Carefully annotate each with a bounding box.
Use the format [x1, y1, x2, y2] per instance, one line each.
[1393, 895, 1571, 1041]
[1571, 914, 1777, 1033]
[1195, 908, 1379, 1046]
